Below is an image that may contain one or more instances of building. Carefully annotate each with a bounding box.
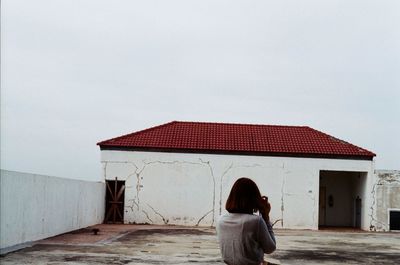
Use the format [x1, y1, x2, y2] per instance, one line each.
[372, 170, 400, 231]
[98, 121, 376, 230]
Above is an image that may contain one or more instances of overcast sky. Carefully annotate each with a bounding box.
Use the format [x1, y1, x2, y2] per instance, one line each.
[1, 0, 399, 181]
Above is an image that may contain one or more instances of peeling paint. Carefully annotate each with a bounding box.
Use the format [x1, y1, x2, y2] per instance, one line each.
[377, 171, 400, 184]
[370, 170, 400, 231]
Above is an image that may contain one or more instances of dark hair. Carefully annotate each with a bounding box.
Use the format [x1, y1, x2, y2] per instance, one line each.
[225, 177, 262, 214]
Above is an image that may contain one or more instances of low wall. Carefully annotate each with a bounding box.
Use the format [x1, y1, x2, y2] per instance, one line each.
[0, 170, 105, 254]
[371, 170, 400, 231]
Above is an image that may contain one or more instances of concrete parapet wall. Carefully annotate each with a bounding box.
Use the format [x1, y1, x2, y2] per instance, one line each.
[0, 170, 105, 253]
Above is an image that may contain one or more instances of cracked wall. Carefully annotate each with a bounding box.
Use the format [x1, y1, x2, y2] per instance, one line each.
[102, 156, 215, 226]
[370, 170, 400, 231]
[101, 150, 374, 229]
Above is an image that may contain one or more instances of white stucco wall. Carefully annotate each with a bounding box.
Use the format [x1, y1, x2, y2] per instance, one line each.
[101, 150, 374, 230]
[372, 170, 400, 231]
[0, 170, 105, 254]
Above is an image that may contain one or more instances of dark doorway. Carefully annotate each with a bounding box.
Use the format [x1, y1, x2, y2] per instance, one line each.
[389, 210, 400, 231]
[318, 171, 366, 229]
[355, 196, 362, 228]
[319, 186, 326, 226]
[105, 178, 125, 223]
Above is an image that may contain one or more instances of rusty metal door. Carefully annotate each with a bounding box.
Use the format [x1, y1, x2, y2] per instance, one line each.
[105, 178, 125, 223]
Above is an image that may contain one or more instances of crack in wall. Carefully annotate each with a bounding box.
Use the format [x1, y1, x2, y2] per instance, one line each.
[217, 163, 262, 216]
[104, 158, 261, 227]
[369, 178, 377, 231]
[126, 199, 139, 212]
[369, 171, 400, 231]
[199, 158, 216, 226]
[102, 161, 148, 212]
[141, 210, 153, 223]
[219, 163, 234, 215]
[134, 164, 146, 209]
[104, 159, 216, 225]
[143, 160, 204, 167]
[101, 160, 143, 180]
[196, 209, 213, 226]
[133, 160, 205, 208]
[308, 192, 316, 227]
[280, 177, 285, 227]
[102, 162, 108, 180]
[271, 219, 282, 227]
[121, 162, 146, 211]
[147, 203, 169, 224]
[144, 159, 216, 226]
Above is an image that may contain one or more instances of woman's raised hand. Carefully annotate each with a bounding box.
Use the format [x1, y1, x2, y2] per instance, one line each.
[259, 196, 271, 222]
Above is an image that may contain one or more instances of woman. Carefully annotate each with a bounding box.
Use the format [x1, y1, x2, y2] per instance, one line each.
[216, 177, 276, 265]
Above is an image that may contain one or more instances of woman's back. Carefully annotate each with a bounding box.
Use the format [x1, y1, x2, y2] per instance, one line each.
[217, 213, 276, 265]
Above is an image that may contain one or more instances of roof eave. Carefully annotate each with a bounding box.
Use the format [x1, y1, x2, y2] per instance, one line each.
[98, 146, 375, 161]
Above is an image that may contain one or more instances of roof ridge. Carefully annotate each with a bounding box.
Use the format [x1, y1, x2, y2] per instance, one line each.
[173, 120, 307, 128]
[97, 121, 177, 145]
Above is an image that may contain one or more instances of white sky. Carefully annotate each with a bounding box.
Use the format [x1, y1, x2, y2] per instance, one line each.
[1, 0, 399, 181]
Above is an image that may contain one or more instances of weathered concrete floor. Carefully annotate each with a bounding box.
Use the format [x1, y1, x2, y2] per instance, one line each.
[1, 224, 399, 265]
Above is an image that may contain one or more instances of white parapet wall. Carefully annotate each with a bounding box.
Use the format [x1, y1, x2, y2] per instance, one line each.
[0, 170, 105, 254]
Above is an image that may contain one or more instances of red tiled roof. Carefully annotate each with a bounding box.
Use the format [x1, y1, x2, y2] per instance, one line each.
[97, 121, 375, 160]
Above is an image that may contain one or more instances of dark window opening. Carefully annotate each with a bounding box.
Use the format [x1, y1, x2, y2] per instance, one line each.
[389, 210, 400, 231]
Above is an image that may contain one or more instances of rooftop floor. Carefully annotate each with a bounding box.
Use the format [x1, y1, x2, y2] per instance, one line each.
[1, 224, 399, 265]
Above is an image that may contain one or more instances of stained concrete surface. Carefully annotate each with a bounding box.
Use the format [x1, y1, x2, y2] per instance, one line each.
[1, 224, 399, 265]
